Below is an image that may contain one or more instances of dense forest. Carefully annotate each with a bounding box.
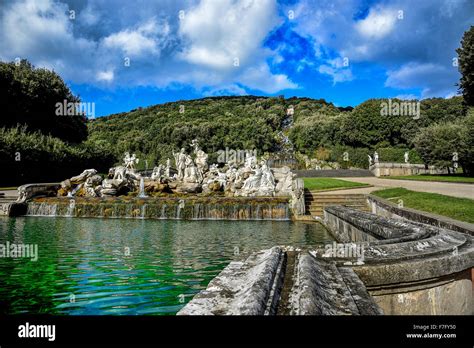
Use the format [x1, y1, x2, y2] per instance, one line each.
[1, 26, 473, 185]
[87, 94, 471, 172]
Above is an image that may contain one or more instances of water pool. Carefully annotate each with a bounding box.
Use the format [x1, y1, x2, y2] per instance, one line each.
[0, 217, 333, 315]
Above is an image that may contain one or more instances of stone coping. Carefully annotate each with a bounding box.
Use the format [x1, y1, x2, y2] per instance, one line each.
[321, 206, 474, 285]
[178, 246, 382, 316]
[367, 194, 474, 236]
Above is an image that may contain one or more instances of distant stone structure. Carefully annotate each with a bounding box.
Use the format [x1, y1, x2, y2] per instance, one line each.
[370, 162, 448, 177]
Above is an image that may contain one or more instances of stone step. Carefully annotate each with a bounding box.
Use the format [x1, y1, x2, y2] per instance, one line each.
[0, 198, 17, 203]
[305, 204, 368, 210]
[305, 198, 368, 203]
[304, 193, 367, 198]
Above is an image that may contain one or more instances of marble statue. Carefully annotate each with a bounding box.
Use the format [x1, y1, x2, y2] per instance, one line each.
[54, 145, 298, 199]
[260, 160, 275, 189]
[59, 169, 97, 197]
[404, 151, 409, 163]
[374, 151, 379, 163]
[183, 154, 200, 183]
[124, 152, 139, 171]
[191, 139, 208, 180]
[241, 164, 262, 192]
[244, 154, 257, 169]
[174, 148, 187, 180]
[368, 155, 373, 166]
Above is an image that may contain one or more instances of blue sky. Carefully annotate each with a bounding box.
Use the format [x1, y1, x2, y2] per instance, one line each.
[0, 0, 472, 116]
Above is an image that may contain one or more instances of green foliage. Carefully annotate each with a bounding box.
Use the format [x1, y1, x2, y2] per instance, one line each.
[0, 126, 115, 185]
[414, 118, 467, 173]
[328, 145, 371, 169]
[460, 108, 474, 174]
[0, 59, 87, 143]
[456, 26, 474, 105]
[89, 96, 307, 166]
[377, 147, 423, 164]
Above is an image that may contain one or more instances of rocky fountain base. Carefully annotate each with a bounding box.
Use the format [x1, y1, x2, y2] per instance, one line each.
[9, 142, 306, 220]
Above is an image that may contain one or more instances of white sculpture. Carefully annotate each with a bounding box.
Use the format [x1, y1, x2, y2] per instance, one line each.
[191, 139, 208, 181]
[368, 155, 373, 166]
[244, 154, 257, 169]
[183, 154, 200, 183]
[165, 158, 171, 178]
[374, 151, 379, 163]
[260, 160, 275, 189]
[56, 145, 299, 199]
[124, 152, 139, 171]
[241, 165, 263, 192]
[174, 148, 187, 180]
[404, 152, 409, 163]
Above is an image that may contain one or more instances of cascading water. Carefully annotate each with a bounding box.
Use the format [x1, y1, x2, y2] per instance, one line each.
[138, 177, 147, 198]
[66, 199, 76, 217]
[24, 197, 291, 220]
[67, 184, 82, 198]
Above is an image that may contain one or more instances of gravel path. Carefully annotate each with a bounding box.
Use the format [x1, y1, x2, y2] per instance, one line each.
[324, 177, 474, 199]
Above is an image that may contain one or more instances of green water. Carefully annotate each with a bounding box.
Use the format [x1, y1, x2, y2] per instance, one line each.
[0, 217, 333, 315]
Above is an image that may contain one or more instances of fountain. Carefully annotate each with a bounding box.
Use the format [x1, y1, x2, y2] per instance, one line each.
[14, 139, 306, 220]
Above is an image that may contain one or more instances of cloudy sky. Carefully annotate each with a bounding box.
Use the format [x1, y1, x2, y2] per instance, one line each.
[0, 0, 472, 116]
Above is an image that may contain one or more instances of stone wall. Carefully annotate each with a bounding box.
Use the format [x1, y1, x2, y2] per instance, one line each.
[369, 162, 447, 177]
[367, 195, 474, 236]
[323, 206, 474, 315]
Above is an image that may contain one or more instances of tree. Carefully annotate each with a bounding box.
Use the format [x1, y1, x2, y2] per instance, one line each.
[459, 108, 474, 175]
[341, 99, 410, 147]
[0, 59, 88, 143]
[414, 121, 467, 173]
[456, 26, 474, 106]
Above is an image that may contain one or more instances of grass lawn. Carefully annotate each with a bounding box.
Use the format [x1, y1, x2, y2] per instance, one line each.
[372, 187, 474, 224]
[303, 178, 370, 191]
[383, 175, 474, 184]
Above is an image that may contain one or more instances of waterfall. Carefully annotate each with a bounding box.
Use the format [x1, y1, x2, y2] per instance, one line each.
[66, 199, 75, 217]
[138, 177, 147, 198]
[67, 184, 82, 198]
[24, 198, 291, 220]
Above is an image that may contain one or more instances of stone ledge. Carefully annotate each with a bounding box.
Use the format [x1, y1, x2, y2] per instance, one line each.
[322, 206, 474, 284]
[367, 194, 474, 236]
[178, 248, 382, 316]
[177, 247, 284, 315]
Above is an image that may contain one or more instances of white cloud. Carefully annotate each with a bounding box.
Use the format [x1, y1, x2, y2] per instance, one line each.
[285, 0, 471, 98]
[385, 62, 457, 98]
[239, 63, 298, 93]
[178, 0, 280, 70]
[355, 7, 398, 39]
[318, 57, 353, 84]
[0, 0, 297, 94]
[203, 84, 248, 96]
[97, 69, 114, 82]
[394, 94, 420, 100]
[103, 19, 169, 57]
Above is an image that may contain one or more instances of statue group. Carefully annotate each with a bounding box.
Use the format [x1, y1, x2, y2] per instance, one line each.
[58, 139, 294, 198]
